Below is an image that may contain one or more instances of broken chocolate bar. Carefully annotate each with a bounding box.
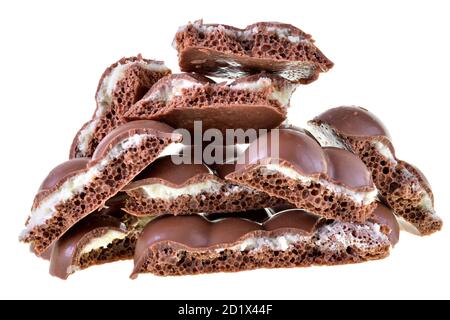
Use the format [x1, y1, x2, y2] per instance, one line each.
[121, 155, 283, 216]
[49, 208, 152, 280]
[173, 20, 333, 83]
[131, 203, 398, 277]
[125, 73, 297, 133]
[20, 120, 182, 255]
[225, 128, 378, 222]
[70, 56, 171, 158]
[308, 106, 442, 235]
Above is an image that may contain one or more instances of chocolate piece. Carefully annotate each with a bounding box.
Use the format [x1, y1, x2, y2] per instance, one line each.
[226, 128, 378, 222]
[173, 20, 333, 83]
[70, 56, 171, 158]
[308, 106, 442, 235]
[49, 208, 152, 280]
[49, 214, 127, 280]
[369, 203, 400, 246]
[131, 208, 394, 277]
[30, 244, 53, 261]
[205, 209, 271, 223]
[20, 120, 182, 255]
[124, 73, 297, 133]
[121, 155, 284, 217]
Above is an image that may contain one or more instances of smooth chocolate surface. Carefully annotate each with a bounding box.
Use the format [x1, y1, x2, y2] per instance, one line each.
[39, 158, 90, 192]
[311, 106, 391, 139]
[232, 128, 374, 190]
[370, 203, 400, 246]
[323, 147, 373, 189]
[134, 209, 322, 261]
[235, 128, 327, 175]
[92, 120, 181, 160]
[124, 155, 212, 190]
[50, 215, 125, 280]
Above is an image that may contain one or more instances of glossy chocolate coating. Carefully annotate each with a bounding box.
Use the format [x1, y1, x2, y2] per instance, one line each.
[49, 214, 125, 280]
[232, 128, 374, 190]
[92, 120, 181, 160]
[38, 158, 90, 192]
[235, 128, 327, 175]
[134, 209, 322, 260]
[124, 155, 213, 190]
[311, 106, 391, 139]
[370, 203, 400, 246]
[323, 147, 373, 189]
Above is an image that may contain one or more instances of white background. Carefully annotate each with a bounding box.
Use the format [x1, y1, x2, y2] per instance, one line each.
[1, 0, 449, 300]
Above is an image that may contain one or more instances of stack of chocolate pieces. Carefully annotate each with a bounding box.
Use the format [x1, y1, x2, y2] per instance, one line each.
[21, 20, 442, 280]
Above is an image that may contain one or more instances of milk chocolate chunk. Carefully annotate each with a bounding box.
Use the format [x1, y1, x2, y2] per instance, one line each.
[131, 208, 394, 277]
[20, 120, 182, 255]
[226, 128, 378, 223]
[308, 106, 442, 235]
[70, 55, 171, 158]
[124, 73, 297, 133]
[173, 20, 334, 83]
[50, 214, 127, 280]
[121, 155, 283, 217]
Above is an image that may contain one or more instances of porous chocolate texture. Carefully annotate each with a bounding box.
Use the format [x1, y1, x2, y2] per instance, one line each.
[173, 20, 334, 83]
[70, 55, 171, 158]
[20, 120, 182, 255]
[225, 128, 378, 223]
[50, 214, 129, 280]
[308, 106, 442, 235]
[131, 204, 397, 277]
[121, 155, 284, 217]
[125, 73, 297, 133]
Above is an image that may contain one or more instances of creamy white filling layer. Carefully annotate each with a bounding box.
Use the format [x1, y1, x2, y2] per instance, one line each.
[235, 234, 305, 251]
[141, 179, 224, 200]
[80, 229, 127, 255]
[21, 136, 175, 239]
[217, 221, 386, 253]
[76, 60, 169, 154]
[146, 76, 295, 106]
[230, 77, 297, 106]
[373, 141, 397, 164]
[261, 164, 378, 205]
[146, 78, 203, 102]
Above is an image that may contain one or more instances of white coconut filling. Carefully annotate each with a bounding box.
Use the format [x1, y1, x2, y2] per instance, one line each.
[80, 229, 127, 255]
[216, 221, 387, 253]
[76, 60, 169, 153]
[140, 180, 224, 200]
[261, 164, 378, 205]
[20, 134, 174, 239]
